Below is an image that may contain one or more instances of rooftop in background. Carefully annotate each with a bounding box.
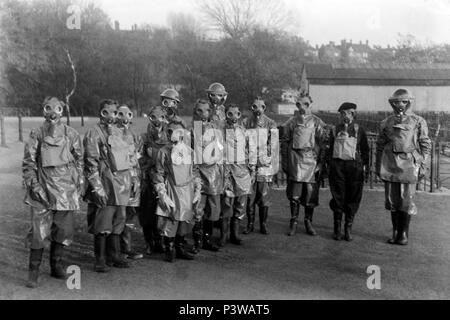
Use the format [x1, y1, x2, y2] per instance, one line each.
[302, 63, 450, 86]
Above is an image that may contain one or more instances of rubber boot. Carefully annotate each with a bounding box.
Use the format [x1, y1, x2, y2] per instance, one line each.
[120, 226, 143, 260]
[230, 217, 243, 245]
[395, 211, 410, 245]
[50, 242, 67, 280]
[287, 201, 300, 236]
[304, 207, 317, 236]
[202, 220, 220, 252]
[175, 235, 194, 260]
[218, 217, 229, 247]
[26, 248, 44, 288]
[153, 234, 165, 253]
[94, 234, 110, 273]
[243, 204, 255, 234]
[191, 221, 203, 254]
[164, 236, 175, 262]
[344, 212, 354, 242]
[259, 206, 269, 235]
[107, 234, 130, 268]
[333, 211, 343, 241]
[387, 211, 399, 244]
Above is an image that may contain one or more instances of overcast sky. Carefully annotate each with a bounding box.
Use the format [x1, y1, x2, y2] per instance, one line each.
[99, 0, 450, 46]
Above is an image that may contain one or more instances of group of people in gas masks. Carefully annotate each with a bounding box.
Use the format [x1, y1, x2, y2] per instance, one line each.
[22, 83, 431, 289]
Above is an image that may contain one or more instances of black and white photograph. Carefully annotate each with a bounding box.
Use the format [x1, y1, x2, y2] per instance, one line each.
[0, 0, 449, 304]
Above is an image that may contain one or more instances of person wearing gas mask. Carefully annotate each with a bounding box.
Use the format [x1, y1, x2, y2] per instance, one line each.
[191, 99, 223, 253]
[23, 97, 83, 288]
[327, 103, 369, 241]
[281, 93, 327, 237]
[116, 105, 143, 259]
[139, 106, 170, 256]
[220, 104, 255, 247]
[160, 88, 186, 127]
[244, 97, 277, 235]
[152, 122, 202, 262]
[83, 99, 133, 272]
[206, 82, 228, 123]
[376, 89, 431, 245]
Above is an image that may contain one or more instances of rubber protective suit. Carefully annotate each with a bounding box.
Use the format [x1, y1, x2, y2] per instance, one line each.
[23, 97, 83, 249]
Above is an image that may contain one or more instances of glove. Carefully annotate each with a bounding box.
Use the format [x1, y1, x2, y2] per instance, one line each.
[93, 187, 108, 207]
[130, 176, 139, 196]
[157, 190, 175, 214]
[30, 179, 50, 208]
[193, 190, 201, 206]
[77, 175, 85, 198]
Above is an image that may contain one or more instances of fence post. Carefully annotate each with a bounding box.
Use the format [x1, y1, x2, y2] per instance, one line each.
[18, 113, 23, 142]
[0, 114, 7, 147]
[430, 141, 435, 193]
[81, 109, 84, 127]
[436, 142, 441, 190]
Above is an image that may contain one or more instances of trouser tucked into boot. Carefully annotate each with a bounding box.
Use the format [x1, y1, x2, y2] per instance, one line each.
[287, 200, 300, 236]
[94, 233, 110, 273]
[106, 234, 130, 268]
[26, 248, 44, 288]
[387, 211, 399, 244]
[395, 211, 411, 245]
[259, 206, 269, 235]
[202, 220, 220, 251]
[120, 226, 143, 260]
[50, 241, 67, 280]
[191, 220, 203, 254]
[304, 207, 317, 236]
[344, 210, 354, 242]
[175, 235, 194, 260]
[218, 217, 230, 247]
[230, 217, 243, 245]
[243, 199, 255, 235]
[333, 210, 343, 240]
[163, 236, 175, 262]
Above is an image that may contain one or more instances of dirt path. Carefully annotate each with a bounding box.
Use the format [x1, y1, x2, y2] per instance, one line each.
[1, 139, 449, 300]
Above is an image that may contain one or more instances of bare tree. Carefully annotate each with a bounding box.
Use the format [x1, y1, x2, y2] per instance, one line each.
[197, 0, 298, 39]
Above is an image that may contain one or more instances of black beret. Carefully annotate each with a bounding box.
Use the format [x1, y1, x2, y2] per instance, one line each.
[338, 102, 357, 112]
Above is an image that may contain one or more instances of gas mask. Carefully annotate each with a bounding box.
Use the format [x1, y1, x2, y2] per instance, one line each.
[226, 105, 242, 127]
[208, 92, 227, 106]
[162, 98, 178, 109]
[117, 105, 133, 129]
[43, 97, 64, 126]
[167, 123, 187, 144]
[295, 96, 313, 119]
[340, 109, 355, 125]
[390, 99, 410, 117]
[251, 99, 266, 118]
[194, 100, 211, 123]
[100, 102, 118, 134]
[148, 106, 167, 128]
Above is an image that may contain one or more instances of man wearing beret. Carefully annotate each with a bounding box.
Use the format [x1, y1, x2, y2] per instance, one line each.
[327, 102, 369, 241]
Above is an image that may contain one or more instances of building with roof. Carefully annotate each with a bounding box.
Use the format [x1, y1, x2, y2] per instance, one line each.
[292, 62, 450, 112]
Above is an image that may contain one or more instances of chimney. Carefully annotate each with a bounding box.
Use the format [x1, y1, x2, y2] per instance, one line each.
[366, 39, 369, 46]
[341, 39, 346, 46]
[349, 39, 352, 45]
[315, 44, 319, 50]
[359, 40, 362, 45]
[114, 21, 120, 31]
[387, 44, 390, 49]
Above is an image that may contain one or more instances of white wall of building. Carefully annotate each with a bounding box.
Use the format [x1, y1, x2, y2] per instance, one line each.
[310, 84, 450, 112]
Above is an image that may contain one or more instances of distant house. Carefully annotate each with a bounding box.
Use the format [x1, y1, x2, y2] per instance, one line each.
[299, 63, 450, 112]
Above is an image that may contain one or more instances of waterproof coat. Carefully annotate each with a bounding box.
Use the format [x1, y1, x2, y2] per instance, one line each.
[122, 127, 142, 207]
[245, 114, 278, 182]
[23, 121, 83, 211]
[193, 120, 224, 195]
[140, 122, 170, 182]
[152, 143, 201, 222]
[83, 122, 132, 206]
[281, 114, 327, 183]
[223, 123, 253, 197]
[376, 113, 431, 184]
